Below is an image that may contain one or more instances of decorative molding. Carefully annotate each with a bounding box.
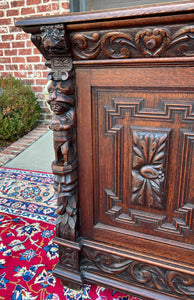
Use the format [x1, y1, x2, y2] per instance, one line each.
[71, 25, 194, 60]
[81, 248, 194, 298]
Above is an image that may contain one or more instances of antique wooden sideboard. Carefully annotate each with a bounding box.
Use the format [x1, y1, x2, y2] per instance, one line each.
[16, 2, 194, 299]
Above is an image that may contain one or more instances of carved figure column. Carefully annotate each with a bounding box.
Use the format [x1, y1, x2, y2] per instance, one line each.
[32, 24, 82, 289]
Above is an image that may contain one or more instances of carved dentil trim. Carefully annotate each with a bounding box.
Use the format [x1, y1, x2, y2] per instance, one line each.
[82, 248, 194, 297]
[71, 25, 194, 60]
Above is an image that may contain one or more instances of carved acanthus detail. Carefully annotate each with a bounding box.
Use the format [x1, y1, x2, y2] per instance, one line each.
[82, 248, 194, 297]
[71, 25, 194, 59]
[132, 130, 168, 209]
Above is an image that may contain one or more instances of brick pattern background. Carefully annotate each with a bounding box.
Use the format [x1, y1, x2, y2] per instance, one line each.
[0, 0, 70, 123]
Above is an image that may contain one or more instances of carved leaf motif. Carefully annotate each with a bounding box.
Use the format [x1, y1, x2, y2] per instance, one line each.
[71, 33, 101, 59]
[131, 130, 168, 209]
[100, 32, 135, 59]
[130, 262, 167, 289]
[169, 26, 194, 56]
[68, 216, 76, 229]
[167, 271, 194, 296]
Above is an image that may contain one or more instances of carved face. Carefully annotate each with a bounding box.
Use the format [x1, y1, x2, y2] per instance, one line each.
[49, 101, 69, 115]
[47, 81, 75, 112]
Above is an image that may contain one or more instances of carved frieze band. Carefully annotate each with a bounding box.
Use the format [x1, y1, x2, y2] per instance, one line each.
[81, 248, 194, 298]
[71, 25, 194, 60]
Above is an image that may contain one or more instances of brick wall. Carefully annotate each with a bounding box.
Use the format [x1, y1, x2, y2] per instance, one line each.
[0, 0, 70, 123]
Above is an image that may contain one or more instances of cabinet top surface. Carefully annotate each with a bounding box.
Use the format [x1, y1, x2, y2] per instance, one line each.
[16, 1, 194, 29]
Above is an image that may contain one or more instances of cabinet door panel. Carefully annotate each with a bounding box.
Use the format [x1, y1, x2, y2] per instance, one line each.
[76, 66, 194, 263]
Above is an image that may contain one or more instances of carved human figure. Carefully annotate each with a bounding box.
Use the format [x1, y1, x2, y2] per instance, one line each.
[47, 80, 76, 166]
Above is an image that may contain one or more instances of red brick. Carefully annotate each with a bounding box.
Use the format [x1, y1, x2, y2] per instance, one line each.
[13, 17, 25, 23]
[62, 2, 69, 9]
[33, 48, 41, 55]
[27, 0, 41, 4]
[10, 26, 21, 32]
[7, 9, 19, 16]
[12, 57, 25, 63]
[21, 7, 35, 15]
[34, 63, 47, 70]
[4, 49, 17, 56]
[0, 18, 13, 25]
[16, 32, 29, 40]
[26, 40, 33, 47]
[11, 0, 25, 7]
[0, 27, 8, 34]
[0, 57, 11, 64]
[41, 56, 46, 63]
[0, 2, 9, 9]
[31, 86, 42, 92]
[36, 94, 45, 100]
[14, 71, 27, 78]
[6, 65, 18, 71]
[0, 42, 11, 49]
[19, 64, 33, 71]
[0, 10, 4, 17]
[1, 34, 14, 41]
[0, 65, 5, 71]
[18, 48, 31, 56]
[12, 41, 25, 48]
[0, 50, 3, 56]
[42, 71, 49, 77]
[0, 72, 8, 78]
[36, 79, 47, 85]
[37, 4, 51, 13]
[52, 3, 59, 11]
[22, 79, 34, 85]
[27, 56, 40, 63]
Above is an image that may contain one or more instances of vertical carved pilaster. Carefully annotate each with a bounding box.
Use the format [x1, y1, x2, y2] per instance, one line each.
[33, 24, 82, 289]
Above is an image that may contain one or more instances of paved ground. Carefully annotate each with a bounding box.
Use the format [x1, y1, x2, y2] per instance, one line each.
[0, 124, 55, 173]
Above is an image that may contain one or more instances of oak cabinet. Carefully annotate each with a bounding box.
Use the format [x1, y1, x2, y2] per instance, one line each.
[16, 2, 194, 299]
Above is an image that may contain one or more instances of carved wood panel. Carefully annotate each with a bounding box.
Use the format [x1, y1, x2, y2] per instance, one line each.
[93, 88, 194, 243]
[81, 247, 194, 299]
[131, 129, 168, 209]
[71, 24, 194, 60]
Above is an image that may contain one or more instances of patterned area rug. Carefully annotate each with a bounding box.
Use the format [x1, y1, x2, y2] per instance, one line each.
[0, 168, 141, 300]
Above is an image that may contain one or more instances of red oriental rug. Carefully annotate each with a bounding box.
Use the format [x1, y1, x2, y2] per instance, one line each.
[0, 167, 141, 300]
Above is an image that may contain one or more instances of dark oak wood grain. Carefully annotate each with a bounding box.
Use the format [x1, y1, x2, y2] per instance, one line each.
[16, 2, 194, 299]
